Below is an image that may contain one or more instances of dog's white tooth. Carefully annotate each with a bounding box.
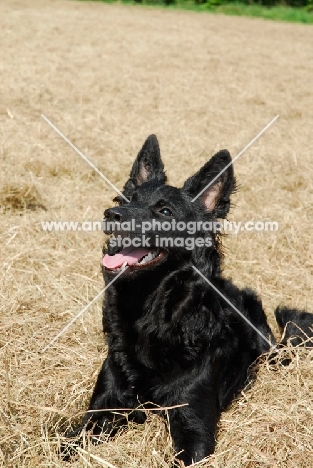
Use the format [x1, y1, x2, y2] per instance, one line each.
[122, 261, 127, 270]
[137, 250, 160, 266]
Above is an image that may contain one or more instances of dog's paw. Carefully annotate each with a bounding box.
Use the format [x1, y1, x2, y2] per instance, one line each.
[58, 426, 85, 460]
[59, 438, 81, 461]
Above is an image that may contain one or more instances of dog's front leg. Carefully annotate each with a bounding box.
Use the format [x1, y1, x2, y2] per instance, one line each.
[61, 357, 129, 458]
[82, 357, 128, 437]
[169, 400, 218, 466]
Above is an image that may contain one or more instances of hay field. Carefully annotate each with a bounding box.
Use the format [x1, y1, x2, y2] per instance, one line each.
[0, 0, 312, 466]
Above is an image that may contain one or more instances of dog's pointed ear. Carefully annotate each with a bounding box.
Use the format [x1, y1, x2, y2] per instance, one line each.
[129, 134, 166, 186]
[182, 150, 235, 218]
[114, 135, 166, 204]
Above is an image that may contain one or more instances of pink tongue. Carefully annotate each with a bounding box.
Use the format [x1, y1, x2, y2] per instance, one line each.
[102, 246, 151, 269]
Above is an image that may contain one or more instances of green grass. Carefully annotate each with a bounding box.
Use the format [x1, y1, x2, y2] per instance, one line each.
[206, 3, 313, 23]
[81, 0, 313, 24]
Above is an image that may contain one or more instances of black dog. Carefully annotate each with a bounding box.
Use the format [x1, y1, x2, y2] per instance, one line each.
[64, 135, 313, 466]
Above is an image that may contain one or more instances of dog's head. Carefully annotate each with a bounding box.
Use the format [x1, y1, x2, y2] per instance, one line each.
[102, 135, 235, 277]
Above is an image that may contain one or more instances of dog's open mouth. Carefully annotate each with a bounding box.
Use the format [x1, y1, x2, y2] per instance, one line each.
[102, 247, 166, 272]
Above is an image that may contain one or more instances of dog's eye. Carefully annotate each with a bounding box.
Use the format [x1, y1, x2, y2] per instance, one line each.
[159, 207, 173, 217]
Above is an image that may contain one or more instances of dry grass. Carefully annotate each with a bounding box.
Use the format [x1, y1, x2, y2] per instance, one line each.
[0, 184, 46, 213]
[0, 0, 312, 466]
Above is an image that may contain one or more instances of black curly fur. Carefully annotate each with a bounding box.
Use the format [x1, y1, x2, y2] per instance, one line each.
[62, 135, 313, 466]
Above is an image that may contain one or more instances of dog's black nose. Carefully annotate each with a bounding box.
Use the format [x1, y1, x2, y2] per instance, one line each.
[104, 207, 125, 222]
